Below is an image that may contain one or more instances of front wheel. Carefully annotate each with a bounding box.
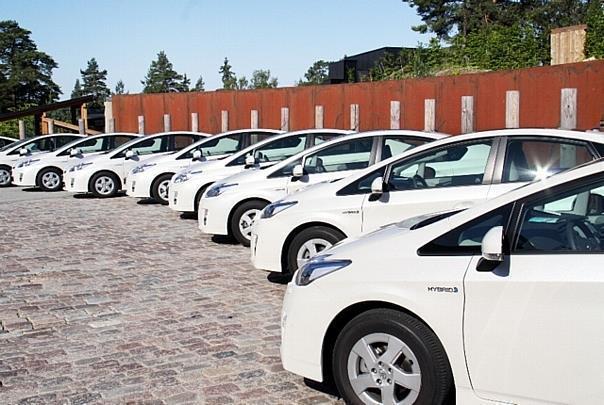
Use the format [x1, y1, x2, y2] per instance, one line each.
[286, 226, 345, 274]
[37, 167, 63, 191]
[332, 309, 453, 405]
[151, 173, 173, 204]
[90, 171, 120, 198]
[0, 165, 11, 187]
[230, 200, 269, 246]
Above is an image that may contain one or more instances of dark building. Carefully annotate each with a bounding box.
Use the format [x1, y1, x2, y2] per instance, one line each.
[327, 47, 413, 84]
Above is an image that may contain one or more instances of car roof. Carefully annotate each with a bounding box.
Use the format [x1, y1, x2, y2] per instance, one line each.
[53, 132, 140, 154]
[174, 128, 286, 158]
[2, 133, 85, 152]
[108, 131, 212, 156]
[218, 128, 284, 136]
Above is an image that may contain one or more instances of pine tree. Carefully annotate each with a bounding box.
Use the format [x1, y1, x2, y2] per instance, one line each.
[71, 79, 83, 98]
[194, 75, 205, 91]
[178, 74, 191, 92]
[250, 69, 278, 89]
[219, 57, 237, 90]
[79, 58, 111, 108]
[141, 51, 184, 93]
[0, 20, 61, 113]
[114, 80, 126, 95]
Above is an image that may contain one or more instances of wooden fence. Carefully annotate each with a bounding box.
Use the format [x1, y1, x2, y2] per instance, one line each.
[110, 60, 604, 136]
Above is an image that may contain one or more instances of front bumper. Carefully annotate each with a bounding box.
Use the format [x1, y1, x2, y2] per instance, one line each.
[198, 196, 233, 236]
[63, 169, 91, 193]
[11, 166, 38, 187]
[168, 180, 197, 212]
[250, 216, 290, 273]
[125, 172, 153, 199]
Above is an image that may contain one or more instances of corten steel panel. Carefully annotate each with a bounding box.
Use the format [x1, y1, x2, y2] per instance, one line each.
[315, 85, 345, 129]
[402, 76, 439, 131]
[141, 94, 166, 134]
[568, 62, 604, 130]
[369, 80, 404, 131]
[474, 69, 517, 132]
[287, 86, 314, 130]
[260, 88, 289, 130]
[438, 74, 480, 135]
[516, 65, 563, 129]
[342, 83, 372, 131]
[214, 91, 237, 132]
[233, 90, 262, 129]
[190, 92, 217, 133]
[164, 93, 190, 131]
[113, 94, 143, 133]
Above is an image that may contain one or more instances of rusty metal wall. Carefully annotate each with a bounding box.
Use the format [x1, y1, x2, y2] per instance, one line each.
[113, 60, 604, 135]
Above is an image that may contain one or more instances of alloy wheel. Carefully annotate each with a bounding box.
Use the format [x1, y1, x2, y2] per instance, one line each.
[296, 238, 331, 268]
[158, 179, 170, 202]
[42, 171, 61, 190]
[238, 208, 261, 241]
[0, 168, 10, 186]
[94, 176, 115, 196]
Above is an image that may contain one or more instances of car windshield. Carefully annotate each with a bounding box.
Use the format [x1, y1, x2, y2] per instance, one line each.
[0, 137, 29, 152]
[54, 136, 89, 153]
[105, 136, 147, 155]
[396, 209, 464, 230]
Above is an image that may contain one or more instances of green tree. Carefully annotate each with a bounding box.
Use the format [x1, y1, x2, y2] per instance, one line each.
[114, 80, 126, 95]
[236, 76, 249, 90]
[71, 79, 83, 98]
[79, 58, 111, 107]
[141, 51, 185, 93]
[194, 75, 205, 91]
[586, 0, 604, 58]
[250, 69, 278, 89]
[0, 20, 61, 113]
[298, 60, 330, 85]
[219, 57, 237, 90]
[179, 73, 191, 92]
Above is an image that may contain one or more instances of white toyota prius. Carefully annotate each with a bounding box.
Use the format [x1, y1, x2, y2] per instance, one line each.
[281, 157, 604, 404]
[168, 129, 353, 214]
[12, 133, 139, 191]
[124, 129, 282, 204]
[64, 131, 208, 197]
[198, 130, 446, 246]
[251, 128, 604, 275]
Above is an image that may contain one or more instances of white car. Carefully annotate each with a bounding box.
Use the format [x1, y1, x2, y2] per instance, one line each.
[0, 136, 18, 149]
[280, 157, 604, 405]
[12, 133, 139, 191]
[125, 129, 283, 204]
[252, 128, 604, 274]
[0, 134, 84, 187]
[63, 131, 208, 198]
[168, 129, 353, 214]
[199, 130, 446, 246]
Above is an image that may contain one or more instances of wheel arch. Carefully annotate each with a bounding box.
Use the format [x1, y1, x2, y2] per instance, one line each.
[280, 222, 347, 273]
[35, 165, 63, 187]
[149, 172, 175, 196]
[227, 197, 272, 236]
[87, 169, 122, 193]
[193, 182, 215, 212]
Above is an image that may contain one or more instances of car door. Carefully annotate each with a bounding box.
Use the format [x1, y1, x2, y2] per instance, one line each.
[463, 178, 604, 404]
[487, 136, 599, 199]
[361, 138, 497, 233]
[113, 135, 170, 179]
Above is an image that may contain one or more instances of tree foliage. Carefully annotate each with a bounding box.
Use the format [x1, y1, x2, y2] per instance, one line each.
[79, 58, 111, 107]
[586, 0, 604, 58]
[298, 60, 330, 85]
[250, 69, 278, 89]
[219, 57, 237, 90]
[0, 20, 61, 113]
[114, 80, 126, 95]
[142, 51, 187, 93]
[194, 75, 205, 91]
[71, 79, 83, 99]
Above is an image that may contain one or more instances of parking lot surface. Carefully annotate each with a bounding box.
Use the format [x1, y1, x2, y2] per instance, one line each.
[0, 187, 341, 404]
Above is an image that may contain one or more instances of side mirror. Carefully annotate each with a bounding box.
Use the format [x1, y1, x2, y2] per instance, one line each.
[478, 226, 504, 272]
[19, 148, 28, 156]
[70, 148, 82, 157]
[125, 150, 136, 160]
[192, 149, 203, 161]
[245, 154, 256, 167]
[370, 176, 385, 195]
[292, 164, 304, 178]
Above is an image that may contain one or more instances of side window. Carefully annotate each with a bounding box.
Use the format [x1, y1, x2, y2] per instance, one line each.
[55, 136, 79, 148]
[388, 140, 493, 191]
[594, 142, 604, 158]
[502, 139, 594, 183]
[173, 135, 198, 150]
[268, 158, 303, 178]
[514, 180, 604, 253]
[254, 135, 308, 162]
[77, 138, 105, 153]
[381, 137, 427, 160]
[113, 136, 135, 148]
[129, 136, 167, 156]
[180, 135, 242, 160]
[304, 138, 373, 174]
[419, 205, 512, 256]
[250, 132, 274, 144]
[313, 133, 342, 145]
[337, 166, 386, 195]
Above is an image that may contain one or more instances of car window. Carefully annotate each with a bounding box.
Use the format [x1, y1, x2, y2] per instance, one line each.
[254, 134, 308, 162]
[1, 138, 27, 152]
[304, 138, 373, 174]
[181, 135, 242, 159]
[113, 136, 136, 148]
[419, 205, 512, 255]
[388, 140, 493, 191]
[0, 138, 16, 148]
[78, 137, 106, 153]
[249, 132, 274, 144]
[313, 133, 342, 145]
[114, 136, 168, 158]
[514, 181, 604, 253]
[502, 139, 594, 183]
[173, 135, 199, 150]
[268, 158, 303, 178]
[381, 136, 426, 160]
[337, 166, 386, 195]
[55, 136, 80, 148]
[13, 137, 58, 154]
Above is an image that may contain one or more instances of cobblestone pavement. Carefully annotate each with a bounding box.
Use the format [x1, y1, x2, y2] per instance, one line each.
[0, 187, 342, 404]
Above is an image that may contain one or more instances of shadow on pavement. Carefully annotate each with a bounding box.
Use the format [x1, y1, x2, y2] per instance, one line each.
[266, 272, 292, 285]
[303, 379, 341, 398]
[179, 212, 198, 220]
[211, 235, 239, 245]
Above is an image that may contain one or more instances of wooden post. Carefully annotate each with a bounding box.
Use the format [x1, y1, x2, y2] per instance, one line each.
[505, 91, 520, 129]
[18, 120, 25, 139]
[560, 88, 577, 130]
[138, 115, 145, 135]
[81, 103, 88, 132]
[424, 99, 436, 132]
[48, 119, 55, 134]
[280, 107, 289, 131]
[221, 110, 229, 132]
[163, 114, 171, 132]
[191, 113, 199, 132]
[390, 101, 400, 130]
[106, 118, 115, 133]
[104, 101, 113, 132]
[251, 110, 259, 129]
[315, 105, 324, 129]
[78, 119, 85, 134]
[350, 104, 360, 131]
[461, 96, 474, 134]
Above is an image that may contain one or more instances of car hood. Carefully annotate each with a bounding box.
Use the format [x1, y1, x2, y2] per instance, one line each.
[135, 153, 178, 166]
[281, 180, 341, 203]
[215, 166, 264, 185]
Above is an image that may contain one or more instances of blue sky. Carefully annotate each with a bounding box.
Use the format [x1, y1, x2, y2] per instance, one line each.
[4, 0, 429, 98]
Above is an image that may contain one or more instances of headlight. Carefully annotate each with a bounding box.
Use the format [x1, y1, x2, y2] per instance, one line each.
[68, 162, 93, 172]
[17, 159, 40, 168]
[132, 163, 156, 174]
[206, 183, 238, 197]
[173, 172, 190, 183]
[261, 200, 298, 218]
[295, 255, 351, 286]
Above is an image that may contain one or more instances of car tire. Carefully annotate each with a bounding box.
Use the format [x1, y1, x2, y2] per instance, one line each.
[286, 226, 345, 274]
[151, 173, 173, 205]
[90, 171, 120, 198]
[0, 165, 12, 187]
[230, 200, 269, 247]
[37, 167, 63, 191]
[332, 308, 453, 405]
